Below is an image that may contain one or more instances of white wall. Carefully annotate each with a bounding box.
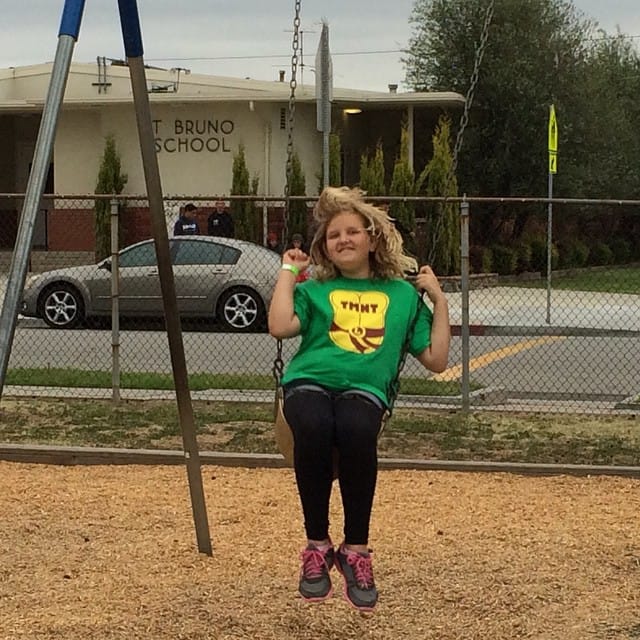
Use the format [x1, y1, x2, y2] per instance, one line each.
[54, 101, 323, 197]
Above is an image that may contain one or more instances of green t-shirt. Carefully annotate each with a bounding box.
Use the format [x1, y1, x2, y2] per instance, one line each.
[282, 276, 433, 405]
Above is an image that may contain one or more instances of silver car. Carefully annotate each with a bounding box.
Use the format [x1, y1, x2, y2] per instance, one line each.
[21, 236, 282, 332]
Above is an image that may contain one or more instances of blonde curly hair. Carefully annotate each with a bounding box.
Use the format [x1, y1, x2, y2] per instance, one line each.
[309, 186, 417, 281]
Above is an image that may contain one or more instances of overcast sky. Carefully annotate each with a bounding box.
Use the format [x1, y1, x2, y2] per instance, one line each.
[1, 0, 639, 92]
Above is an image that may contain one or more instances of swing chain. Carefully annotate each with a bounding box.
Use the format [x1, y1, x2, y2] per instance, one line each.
[450, 0, 494, 178]
[283, 0, 302, 250]
[428, 0, 494, 264]
[273, 349, 285, 387]
[274, 0, 302, 387]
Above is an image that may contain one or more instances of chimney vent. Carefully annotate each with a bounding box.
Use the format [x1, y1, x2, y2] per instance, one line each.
[388, 83, 398, 94]
[279, 70, 286, 82]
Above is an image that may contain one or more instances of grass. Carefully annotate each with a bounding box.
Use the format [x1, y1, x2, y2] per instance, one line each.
[507, 265, 640, 295]
[5, 368, 464, 396]
[0, 397, 638, 466]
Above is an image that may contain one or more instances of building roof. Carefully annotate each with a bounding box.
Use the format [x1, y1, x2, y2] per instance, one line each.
[0, 61, 465, 113]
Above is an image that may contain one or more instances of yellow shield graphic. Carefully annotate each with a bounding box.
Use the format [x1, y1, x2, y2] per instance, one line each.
[328, 290, 389, 354]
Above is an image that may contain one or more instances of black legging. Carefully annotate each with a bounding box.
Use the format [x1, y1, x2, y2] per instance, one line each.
[283, 385, 385, 545]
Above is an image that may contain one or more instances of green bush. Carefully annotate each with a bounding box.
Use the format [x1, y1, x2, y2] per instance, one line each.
[558, 239, 590, 269]
[469, 245, 493, 273]
[469, 245, 493, 274]
[359, 142, 385, 195]
[515, 243, 532, 273]
[231, 144, 260, 243]
[94, 135, 127, 261]
[589, 241, 614, 266]
[610, 238, 632, 264]
[529, 237, 559, 272]
[490, 245, 518, 275]
[569, 239, 590, 268]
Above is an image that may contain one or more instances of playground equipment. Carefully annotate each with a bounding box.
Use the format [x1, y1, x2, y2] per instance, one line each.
[0, 0, 214, 556]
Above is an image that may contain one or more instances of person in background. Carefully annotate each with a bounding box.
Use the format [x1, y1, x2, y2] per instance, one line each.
[266, 231, 284, 255]
[287, 233, 311, 281]
[173, 203, 200, 236]
[207, 200, 235, 238]
[288, 232, 307, 252]
[268, 186, 450, 612]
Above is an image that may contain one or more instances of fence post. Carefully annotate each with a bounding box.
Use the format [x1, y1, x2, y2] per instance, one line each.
[110, 198, 121, 405]
[460, 198, 470, 412]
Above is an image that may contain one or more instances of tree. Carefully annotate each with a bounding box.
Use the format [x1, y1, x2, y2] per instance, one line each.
[317, 133, 342, 191]
[329, 133, 342, 187]
[231, 144, 260, 243]
[389, 126, 416, 254]
[404, 0, 597, 243]
[286, 150, 307, 242]
[94, 135, 127, 262]
[358, 142, 386, 195]
[418, 115, 460, 274]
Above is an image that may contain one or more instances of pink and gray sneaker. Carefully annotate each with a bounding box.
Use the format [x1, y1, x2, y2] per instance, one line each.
[335, 544, 378, 611]
[298, 543, 335, 602]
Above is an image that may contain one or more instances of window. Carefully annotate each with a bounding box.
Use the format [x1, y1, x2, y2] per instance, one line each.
[118, 242, 158, 267]
[172, 239, 240, 266]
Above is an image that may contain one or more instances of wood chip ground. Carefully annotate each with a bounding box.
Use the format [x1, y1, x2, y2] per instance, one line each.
[1, 462, 639, 639]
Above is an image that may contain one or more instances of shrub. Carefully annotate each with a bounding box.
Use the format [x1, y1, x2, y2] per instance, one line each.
[358, 142, 385, 195]
[569, 239, 590, 268]
[515, 243, 532, 273]
[529, 237, 559, 272]
[557, 239, 589, 269]
[231, 144, 261, 243]
[94, 135, 127, 261]
[490, 245, 518, 275]
[470, 245, 493, 273]
[610, 238, 632, 264]
[417, 115, 459, 275]
[589, 241, 614, 266]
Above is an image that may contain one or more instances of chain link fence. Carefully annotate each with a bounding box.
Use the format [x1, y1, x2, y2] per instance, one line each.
[0, 193, 638, 414]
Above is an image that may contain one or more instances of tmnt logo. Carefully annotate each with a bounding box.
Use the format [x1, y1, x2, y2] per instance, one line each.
[329, 290, 389, 354]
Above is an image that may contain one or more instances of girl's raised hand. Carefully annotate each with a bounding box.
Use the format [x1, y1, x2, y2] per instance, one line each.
[282, 248, 311, 272]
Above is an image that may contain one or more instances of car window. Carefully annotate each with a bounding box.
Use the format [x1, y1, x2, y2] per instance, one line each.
[173, 239, 240, 266]
[118, 242, 158, 267]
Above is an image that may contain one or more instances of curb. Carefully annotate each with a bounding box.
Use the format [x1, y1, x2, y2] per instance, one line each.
[1, 444, 640, 479]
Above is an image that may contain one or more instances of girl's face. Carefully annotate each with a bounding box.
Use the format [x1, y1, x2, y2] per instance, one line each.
[325, 211, 376, 278]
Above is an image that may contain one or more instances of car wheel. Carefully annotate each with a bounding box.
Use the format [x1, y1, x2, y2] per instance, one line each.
[38, 283, 85, 329]
[217, 287, 265, 332]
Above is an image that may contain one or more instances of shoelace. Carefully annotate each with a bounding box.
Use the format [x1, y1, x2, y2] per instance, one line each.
[347, 553, 374, 588]
[301, 548, 329, 580]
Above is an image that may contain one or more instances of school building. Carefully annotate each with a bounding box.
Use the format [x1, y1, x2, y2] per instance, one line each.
[0, 60, 464, 251]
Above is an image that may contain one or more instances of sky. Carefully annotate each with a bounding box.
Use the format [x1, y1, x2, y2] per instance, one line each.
[1, 1, 639, 92]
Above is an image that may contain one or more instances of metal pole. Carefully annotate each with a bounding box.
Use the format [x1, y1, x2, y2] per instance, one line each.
[316, 21, 332, 188]
[322, 132, 330, 189]
[460, 199, 471, 412]
[0, 0, 86, 399]
[546, 173, 553, 324]
[118, 0, 212, 556]
[110, 198, 121, 406]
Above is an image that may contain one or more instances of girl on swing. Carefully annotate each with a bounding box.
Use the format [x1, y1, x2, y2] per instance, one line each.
[268, 186, 450, 612]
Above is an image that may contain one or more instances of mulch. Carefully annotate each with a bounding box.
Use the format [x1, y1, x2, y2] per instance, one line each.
[1, 461, 639, 639]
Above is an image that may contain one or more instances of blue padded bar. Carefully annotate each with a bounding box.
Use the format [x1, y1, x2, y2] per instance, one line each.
[118, 0, 144, 58]
[58, 0, 86, 38]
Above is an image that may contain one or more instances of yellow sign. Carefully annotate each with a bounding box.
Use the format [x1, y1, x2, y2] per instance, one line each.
[548, 104, 558, 174]
[548, 104, 558, 152]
